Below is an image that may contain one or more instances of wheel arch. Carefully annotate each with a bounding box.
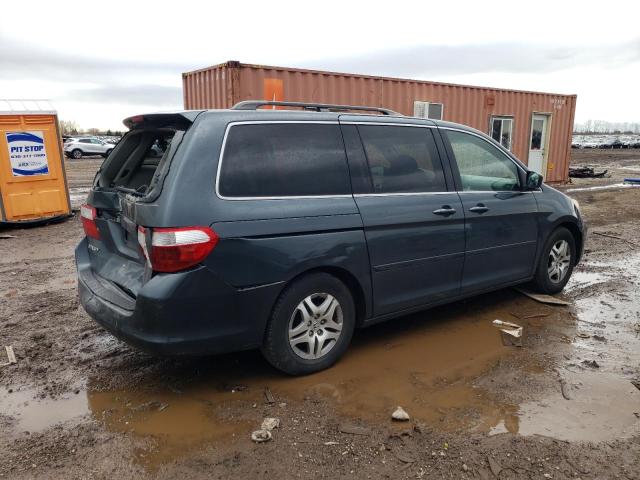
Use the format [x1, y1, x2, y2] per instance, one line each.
[556, 220, 584, 264]
[275, 266, 369, 328]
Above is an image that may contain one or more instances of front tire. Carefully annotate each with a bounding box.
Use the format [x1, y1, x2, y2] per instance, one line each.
[531, 227, 575, 294]
[261, 273, 355, 375]
[71, 149, 83, 159]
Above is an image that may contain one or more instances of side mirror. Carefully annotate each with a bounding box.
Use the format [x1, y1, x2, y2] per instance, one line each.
[525, 171, 543, 190]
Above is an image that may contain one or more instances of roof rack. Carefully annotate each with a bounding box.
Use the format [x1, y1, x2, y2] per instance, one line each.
[231, 100, 401, 116]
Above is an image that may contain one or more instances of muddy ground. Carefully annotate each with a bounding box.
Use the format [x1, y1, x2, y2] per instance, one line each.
[1, 150, 640, 479]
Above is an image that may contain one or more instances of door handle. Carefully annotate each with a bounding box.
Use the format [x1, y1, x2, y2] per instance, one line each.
[469, 204, 489, 214]
[433, 206, 457, 216]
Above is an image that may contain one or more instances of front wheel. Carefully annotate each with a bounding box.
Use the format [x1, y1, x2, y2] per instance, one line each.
[261, 273, 355, 375]
[71, 149, 83, 159]
[531, 227, 576, 294]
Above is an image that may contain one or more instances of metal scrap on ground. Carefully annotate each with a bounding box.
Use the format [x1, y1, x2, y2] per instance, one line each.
[1, 346, 16, 367]
[492, 320, 523, 347]
[515, 288, 571, 306]
[569, 166, 608, 178]
[263, 387, 275, 405]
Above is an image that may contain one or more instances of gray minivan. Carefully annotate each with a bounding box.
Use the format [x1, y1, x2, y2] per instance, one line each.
[76, 101, 585, 375]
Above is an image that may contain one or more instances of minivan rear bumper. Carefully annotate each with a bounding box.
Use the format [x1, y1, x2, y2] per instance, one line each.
[75, 238, 282, 356]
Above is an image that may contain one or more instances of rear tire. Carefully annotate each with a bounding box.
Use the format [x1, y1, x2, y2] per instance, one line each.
[261, 273, 355, 375]
[531, 227, 576, 294]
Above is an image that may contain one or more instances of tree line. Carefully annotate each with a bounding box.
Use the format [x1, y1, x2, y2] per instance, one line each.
[574, 120, 640, 134]
[59, 119, 124, 137]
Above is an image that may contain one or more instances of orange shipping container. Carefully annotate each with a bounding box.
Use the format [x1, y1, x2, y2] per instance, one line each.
[183, 61, 576, 183]
[0, 100, 71, 224]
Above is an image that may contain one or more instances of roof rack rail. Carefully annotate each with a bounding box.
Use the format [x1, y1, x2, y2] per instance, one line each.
[231, 100, 401, 116]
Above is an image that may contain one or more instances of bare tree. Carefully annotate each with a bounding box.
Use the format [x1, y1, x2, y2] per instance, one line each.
[59, 119, 80, 135]
[574, 119, 640, 134]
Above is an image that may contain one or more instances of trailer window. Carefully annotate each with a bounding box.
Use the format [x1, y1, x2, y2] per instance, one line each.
[490, 116, 513, 150]
[413, 101, 444, 120]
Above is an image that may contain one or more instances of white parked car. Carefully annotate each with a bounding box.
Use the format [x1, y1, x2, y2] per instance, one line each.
[64, 137, 114, 159]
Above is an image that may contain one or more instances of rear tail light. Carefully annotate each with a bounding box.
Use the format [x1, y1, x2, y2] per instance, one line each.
[137, 226, 218, 273]
[80, 204, 100, 239]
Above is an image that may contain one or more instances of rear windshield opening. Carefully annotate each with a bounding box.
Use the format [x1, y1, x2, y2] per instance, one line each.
[96, 128, 180, 197]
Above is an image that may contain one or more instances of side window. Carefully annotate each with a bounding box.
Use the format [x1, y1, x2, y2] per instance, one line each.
[358, 125, 446, 193]
[219, 123, 350, 197]
[80, 139, 91, 144]
[446, 130, 520, 192]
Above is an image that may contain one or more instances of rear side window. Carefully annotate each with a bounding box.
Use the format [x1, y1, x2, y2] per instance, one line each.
[219, 123, 350, 198]
[358, 125, 446, 193]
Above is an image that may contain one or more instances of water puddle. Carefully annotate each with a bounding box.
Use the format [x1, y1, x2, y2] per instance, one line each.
[79, 293, 525, 465]
[518, 371, 640, 442]
[3, 251, 640, 466]
[0, 388, 88, 432]
[88, 389, 253, 465]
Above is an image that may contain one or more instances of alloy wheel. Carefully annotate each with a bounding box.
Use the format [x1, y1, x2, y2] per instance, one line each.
[288, 293, 343, 360]
[547, 239, 571, 283]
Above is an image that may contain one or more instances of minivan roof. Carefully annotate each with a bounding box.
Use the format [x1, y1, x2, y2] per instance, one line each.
[122, 107, 480, 136]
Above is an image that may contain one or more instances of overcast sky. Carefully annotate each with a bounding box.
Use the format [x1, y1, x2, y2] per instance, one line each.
[1, 0, 639, 130]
